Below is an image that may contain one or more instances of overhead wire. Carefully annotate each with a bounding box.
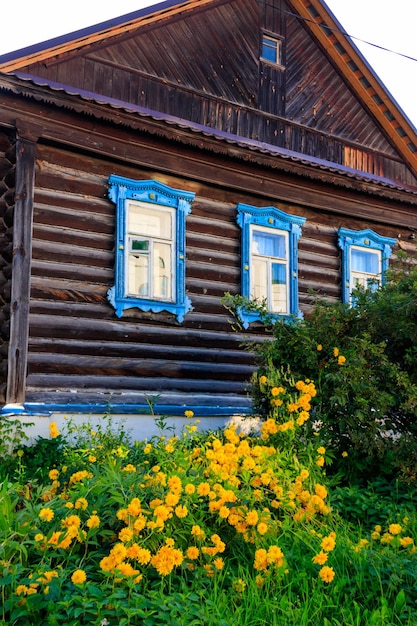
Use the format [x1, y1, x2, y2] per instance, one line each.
[266, 3, 417, 64]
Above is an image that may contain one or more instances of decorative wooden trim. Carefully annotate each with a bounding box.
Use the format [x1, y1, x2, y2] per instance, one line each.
[6, 134, 36, 404]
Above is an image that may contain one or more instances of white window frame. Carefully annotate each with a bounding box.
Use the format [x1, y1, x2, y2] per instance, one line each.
[237, 203, 305, 328]
[107, 176, 195, 322]
[338, 228, 396, 303]
[250, 224, 289, 314]
[126, 201, 175, 302]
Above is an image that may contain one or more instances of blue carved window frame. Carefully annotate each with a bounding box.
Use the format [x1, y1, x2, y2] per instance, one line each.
[236, 203, 305, 328]
[108, 175, 195, 322]
[338, 227, 396, 303]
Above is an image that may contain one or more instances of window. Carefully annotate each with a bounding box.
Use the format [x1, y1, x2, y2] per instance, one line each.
[338, 228, 396, 303]
[237, 203, 305, 328]
[108, 175, 195, 322]
[261, 33, 283, 67]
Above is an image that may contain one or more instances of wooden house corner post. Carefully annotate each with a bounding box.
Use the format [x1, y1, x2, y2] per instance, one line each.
[5, 123, 38, 410]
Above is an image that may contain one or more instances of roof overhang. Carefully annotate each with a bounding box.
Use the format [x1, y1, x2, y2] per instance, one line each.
[1, 71, 416, 202]
[0, 0, 215, 72]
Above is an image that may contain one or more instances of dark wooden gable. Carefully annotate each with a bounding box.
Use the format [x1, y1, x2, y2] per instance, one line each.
[12, 0, 405, 173]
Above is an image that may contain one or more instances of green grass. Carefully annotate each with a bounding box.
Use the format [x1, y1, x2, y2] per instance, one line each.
[1, 412, 417, 625]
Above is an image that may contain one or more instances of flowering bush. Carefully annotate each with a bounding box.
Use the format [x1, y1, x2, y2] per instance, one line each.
[1, 397, 417, 625]
[224, 286, 417, 482]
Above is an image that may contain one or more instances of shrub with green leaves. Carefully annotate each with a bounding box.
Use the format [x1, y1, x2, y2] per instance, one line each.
[223, 250, 417, 482]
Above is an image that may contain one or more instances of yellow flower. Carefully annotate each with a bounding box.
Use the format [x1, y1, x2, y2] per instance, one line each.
[175, 504, 188, 519]
[88, 455, 97, 463]
[267, 545, 284, 568]
[389, 523, 402, 536]
[49, 469, 59, 480]
[184, 410, 194, 418]
[257, 522, 268, 535]
[333, 347, 339, 357]
[316, 456, 325, 467]
[151, 544, 183, 576]
[338, 355, 346, 365]
[35, 533, 44, 541]
[71, 569, 87, 585]
[197, 482, 211, 496]
[49, 422, 59, 439]
[321, 535, 336, 552]
[315, 484, 328, 499]
[191, 525, 205, 540]
[75, 498, 88, 510]
[259, 375, 268, 385]
[119, 527, 134, 543]
[213, 557, 224, 570]
[86, 514, 100, 529]
[317, 446, 326, 455]
[317, 344, 323, 351]
[400, 537, 414, 548]
[39, 507, 54, 522]
[254, 548, 268, 571]
[144, 443, 152, 454]
[165, 492, 180, 507]
[15, 585, 30, 596]
[41, 571, 58, 584]
[186, 546, 200, 560]
[319, 565, 335, 583]
[62, 514, 81, 529]
[245, 510, 259, 526]
[342, 451, 348, 457]
[168, 475, 183, 493]
[219, 505, 230, 519]
[127, 498, 142, 516]
[312, 551, 328, 565]
[233, 578, 246, 593]
[185, 483, 195, 495]
[100, 556, 115, 572]
[122, 464, 137, 473]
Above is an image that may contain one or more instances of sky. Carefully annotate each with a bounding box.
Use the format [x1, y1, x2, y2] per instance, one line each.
[0, 0, 416, 127]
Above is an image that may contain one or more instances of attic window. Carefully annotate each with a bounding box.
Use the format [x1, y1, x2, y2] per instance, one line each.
[261, 34, 283, 67]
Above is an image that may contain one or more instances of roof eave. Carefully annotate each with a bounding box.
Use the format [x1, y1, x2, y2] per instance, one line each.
[0, 0, 214, 72]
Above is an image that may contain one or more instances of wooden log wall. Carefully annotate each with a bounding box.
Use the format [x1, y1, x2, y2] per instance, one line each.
[27, 142, 257, 406]
[0, 129, 15, 403]
[18, 138, 413, 409]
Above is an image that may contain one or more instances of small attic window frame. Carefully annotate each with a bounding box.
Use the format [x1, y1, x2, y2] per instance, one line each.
[260, 32, 284, 69]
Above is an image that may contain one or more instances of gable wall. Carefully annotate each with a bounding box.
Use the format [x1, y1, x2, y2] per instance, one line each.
[15, 0, 417, 187]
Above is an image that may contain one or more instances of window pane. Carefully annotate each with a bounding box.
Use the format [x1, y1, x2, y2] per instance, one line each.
[351, 248, 379, 274]
[252, 230, 286, 258]
[252, 258, 268, 301]
[128, 204, 172, 239]
[262, 36, 279, 63]
[128, 252, 149, 296]
[352, 274, 380, 292]
[271, 263, 287, 312]
[153, 242, 172, 300]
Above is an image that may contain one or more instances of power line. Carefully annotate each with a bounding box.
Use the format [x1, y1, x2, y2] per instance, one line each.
[279, 6, 417, 64]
